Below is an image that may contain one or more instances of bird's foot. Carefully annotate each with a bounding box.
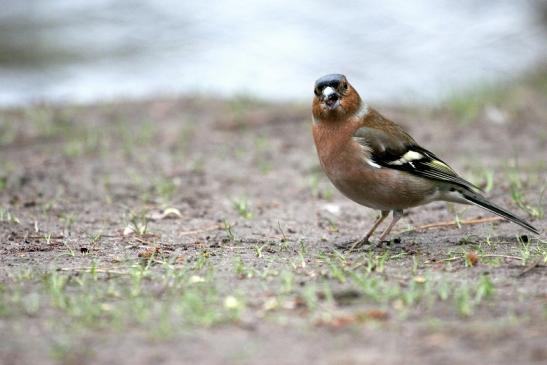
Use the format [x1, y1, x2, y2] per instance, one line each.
[336, 237, 403, 252]
[335, 237, 373, 252]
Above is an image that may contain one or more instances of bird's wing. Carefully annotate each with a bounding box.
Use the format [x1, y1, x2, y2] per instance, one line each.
[353, 126, 482, 192]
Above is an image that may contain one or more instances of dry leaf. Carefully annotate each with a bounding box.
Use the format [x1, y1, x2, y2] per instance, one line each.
[123, 225, 135, 236]
[138, 246, 161, 259]
[466, 251, 479, 266]
[146, 208, 182, 221]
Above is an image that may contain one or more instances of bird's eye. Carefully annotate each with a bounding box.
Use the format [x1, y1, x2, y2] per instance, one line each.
[314, 88, 320, 96]
[342, 82, 348, 91]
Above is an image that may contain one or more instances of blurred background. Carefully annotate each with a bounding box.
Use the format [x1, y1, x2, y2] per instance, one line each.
[0, 0, 546, 106]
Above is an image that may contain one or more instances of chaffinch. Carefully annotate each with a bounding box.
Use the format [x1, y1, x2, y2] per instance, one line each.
[311, 74, 539, 249]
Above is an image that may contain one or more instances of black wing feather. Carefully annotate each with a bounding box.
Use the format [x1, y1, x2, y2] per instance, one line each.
[353, 127, 482, 192]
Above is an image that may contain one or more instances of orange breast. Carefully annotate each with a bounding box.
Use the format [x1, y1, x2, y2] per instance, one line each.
[312, 121, 437, 210]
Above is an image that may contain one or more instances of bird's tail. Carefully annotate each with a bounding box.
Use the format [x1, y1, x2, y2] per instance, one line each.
[459, 189, 539, 235]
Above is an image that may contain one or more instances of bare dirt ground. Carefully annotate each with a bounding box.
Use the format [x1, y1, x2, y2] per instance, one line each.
[1, 71, 546, 365]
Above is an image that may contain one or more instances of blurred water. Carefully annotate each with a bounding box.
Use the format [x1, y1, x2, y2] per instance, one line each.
[0, 0, 545, 106]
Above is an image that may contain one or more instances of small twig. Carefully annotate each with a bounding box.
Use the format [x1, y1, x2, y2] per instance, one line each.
[10, 233, 131, 240]
[438, 254, 525, 263]
[57, 267, 129, 275]
[481, 254, 525, 261]
[178, 224, 221, 237]
[403, 216, 504, 233]
[517, 258, 543, 278]
[10, 234, 65, 240]
[436, 256, 461, 263]
[133, 236, 157, 245]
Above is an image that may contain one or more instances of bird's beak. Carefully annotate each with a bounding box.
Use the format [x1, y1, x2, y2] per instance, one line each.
[322, 87, 340, 110]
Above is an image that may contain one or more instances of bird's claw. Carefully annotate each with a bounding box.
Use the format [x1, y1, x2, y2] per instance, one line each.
[335, 237, 402, 252]
[335, 238, 372, 252]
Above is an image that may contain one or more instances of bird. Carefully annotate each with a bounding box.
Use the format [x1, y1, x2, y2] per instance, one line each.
[311, 73, 539, 250]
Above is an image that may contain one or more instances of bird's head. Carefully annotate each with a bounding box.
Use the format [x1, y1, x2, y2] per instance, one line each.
[312, 74, 361, 122]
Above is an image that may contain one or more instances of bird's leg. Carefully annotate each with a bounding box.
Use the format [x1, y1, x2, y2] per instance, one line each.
[345, 210, 389, 251]
[378, 209, 403, 243]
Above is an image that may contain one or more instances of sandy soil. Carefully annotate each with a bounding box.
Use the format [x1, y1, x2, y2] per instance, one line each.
[0, 73, 546, 364]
